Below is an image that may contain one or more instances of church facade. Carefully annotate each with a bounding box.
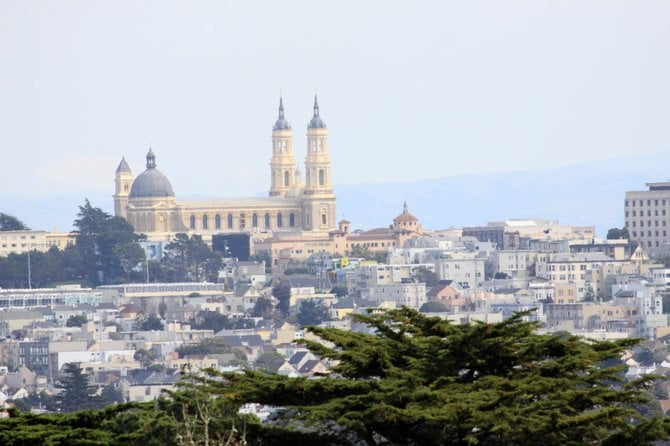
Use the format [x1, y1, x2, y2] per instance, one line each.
[113, 96, 336, 241]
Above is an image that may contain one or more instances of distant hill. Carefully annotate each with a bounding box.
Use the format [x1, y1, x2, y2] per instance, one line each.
[336, 151, 670, 236]
[3, 151, 670, 236]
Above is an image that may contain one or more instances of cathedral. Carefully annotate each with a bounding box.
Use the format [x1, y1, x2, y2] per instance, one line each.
[113, 96, 337, 241]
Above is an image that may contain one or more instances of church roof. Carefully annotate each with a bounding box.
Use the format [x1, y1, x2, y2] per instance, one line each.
[394, 201, 418, 223]
[308, 95, 326, 129]
[130, 149, 175, 198]
[273, 96, 291, 131]
[116, 157, 131, 173]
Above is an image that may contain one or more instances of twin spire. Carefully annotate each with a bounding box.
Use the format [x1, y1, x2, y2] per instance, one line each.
[273, 95, 327, 131]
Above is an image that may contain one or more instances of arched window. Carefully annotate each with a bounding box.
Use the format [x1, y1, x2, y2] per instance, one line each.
[202, 215, 208, 230]
[189, 215, 196, 229]
[252, 213, 258, 228]
[289, 212, 295, 228]
[318, 169, 325, 186]
[277, 213, 283, 228]
[284, 171, 290, 187]
[227, 213, 233, 229]
[264, 213, 271, 229]
[240, 213, 246, 230]
[215, 214, 221, 230]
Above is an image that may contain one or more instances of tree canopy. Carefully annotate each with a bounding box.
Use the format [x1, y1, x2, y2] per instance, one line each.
[215, 308, 670, 445]
[1, 309, 670, 445]
[0, 213, 29, 231]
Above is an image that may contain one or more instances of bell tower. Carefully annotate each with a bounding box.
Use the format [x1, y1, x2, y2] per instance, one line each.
[269, 97, 297, 197]
[113, 157, 133, 219]
[303, 95, 336, 231]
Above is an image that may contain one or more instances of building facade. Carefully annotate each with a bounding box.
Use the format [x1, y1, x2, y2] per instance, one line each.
[114, 96, 336, 240]
[625, 182, 670, 257]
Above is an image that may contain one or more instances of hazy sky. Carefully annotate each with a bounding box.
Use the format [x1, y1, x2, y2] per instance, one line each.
[1, 1, 669, 202]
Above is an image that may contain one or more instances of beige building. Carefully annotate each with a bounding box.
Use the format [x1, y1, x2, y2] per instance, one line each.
[0, 231, 75, 257]
[114, 96, 336, 241]
[625, 182, 670, 257]
[253, 203, 425, 268]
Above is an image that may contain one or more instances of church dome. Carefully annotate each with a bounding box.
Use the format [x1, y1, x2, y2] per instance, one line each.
[129, 149, 175, 198]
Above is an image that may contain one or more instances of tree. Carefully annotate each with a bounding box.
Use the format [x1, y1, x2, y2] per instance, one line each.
[73, 200, 144, 284]
[330, 284, 349, 298]
[254, 351, 285, 373]
[272, 281, 291, 315]
[0, 213, 29, 231]
[413, 266, 438, 287]
[218, 308, 670, 445]
[159, 233, 223, 282]
[297, 299, 330, 326]
[135, 313, 163, 331]
[607, 226, 630, 240]
[134, 349, 155, 369]
[251, 297, 274, 318]
[66, 314, 88, 327]
[55, 363, 98, 413]
[418, 300, 449, 313]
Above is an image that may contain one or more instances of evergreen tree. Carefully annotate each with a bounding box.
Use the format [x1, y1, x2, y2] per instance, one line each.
[0, 213, 29, 231]
[272, 282, 291, 315]
[55, 363, 98, 413]
[215, 308, 670, 445]
[159, 233, 223, 282]
[297, 299, 330, 326]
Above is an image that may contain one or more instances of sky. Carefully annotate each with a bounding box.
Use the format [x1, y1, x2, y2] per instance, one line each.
[1, 1, 670, 220]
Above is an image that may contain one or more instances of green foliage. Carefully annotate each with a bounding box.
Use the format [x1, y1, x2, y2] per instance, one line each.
[156, 233, 223, 282]
[55, 363, 98, 413]
[0, 213, 29, 231]
[418, 300, 449, 313]
[134, 313, 163, 331]
[251, 297, 274, 318]
[74, 200, 145, 285]
[272, 282, 291, 315]
[177, 337, 245, 361]
[330, 284, 348, 298]
[249, 251, 272, 273]
[66, 315, 88, 327]
[217, 308, 669, 445]
[133, 349, 155, 369]
[3, 310, 670, 445]
[254, 351, 285, 373]
[284, 266, 309, 275]
[297, 299, 330, 327]
[413, 266, 438, 286]
[191, 310, 254, 332]
[607, 226, 630, 240]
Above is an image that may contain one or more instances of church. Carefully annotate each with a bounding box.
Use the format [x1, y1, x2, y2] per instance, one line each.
[113, 96, 337, 241]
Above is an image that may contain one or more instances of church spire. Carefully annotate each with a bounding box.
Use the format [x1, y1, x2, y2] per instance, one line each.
[273, 96, 291, 131]
[308, 94, 326, 129]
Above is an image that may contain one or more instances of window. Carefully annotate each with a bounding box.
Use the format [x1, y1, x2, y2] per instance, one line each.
[215, 214, 221, 229]
[277, 213, 283, 228]
[227, 214, 233, 229]
[240, 213, 246, 230]
[321, 213, 327, 225]
[202, 215, 208, 230]
[633, 210, 636, 216]
[289, 212, 295, 227]
[318, 169, 325, 186]
[252, 213, 258, 228]
[264, 213, 271, 229]
[189, 215, 196, 229]
[284, 171, 290, 187]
